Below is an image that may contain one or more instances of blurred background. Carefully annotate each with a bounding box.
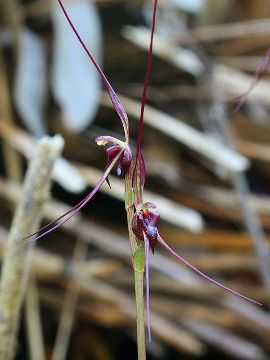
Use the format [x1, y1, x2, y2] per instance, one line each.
[1, 0, 270, 359]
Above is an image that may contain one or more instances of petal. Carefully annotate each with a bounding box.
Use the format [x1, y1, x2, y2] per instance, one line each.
[141, 210, 160, 253]
[116, 146, 132, 178]
[105, 145, 121, 187]
[132, 212, 144, 241]
[106, 145, 121, 163]
[143, 202, 157, 210]
[138, 152, 146, 186]
[95, 136, 125, 147]
[132, 152, 146, 206]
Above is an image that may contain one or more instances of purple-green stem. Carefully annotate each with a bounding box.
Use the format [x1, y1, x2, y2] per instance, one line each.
[125, 166, 146, 360]
[123, 1, 158, 350]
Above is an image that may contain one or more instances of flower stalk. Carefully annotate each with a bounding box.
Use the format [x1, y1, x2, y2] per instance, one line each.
[125, 166, 146, 359]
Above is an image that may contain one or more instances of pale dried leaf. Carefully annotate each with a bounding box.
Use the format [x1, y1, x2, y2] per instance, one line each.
[14, 27, 46, 138]
[51, 0, 102, 132]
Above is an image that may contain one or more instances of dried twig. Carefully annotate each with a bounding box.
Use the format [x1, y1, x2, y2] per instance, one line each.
[171, 18, 270, 45]
[183, 319, 266, 360]
[0, 135, 63, 360]
[25, 274, 45, 360]
[206, 67, 270, 292]
[52, 238, 88, 360]
[0, 51, 22, 181]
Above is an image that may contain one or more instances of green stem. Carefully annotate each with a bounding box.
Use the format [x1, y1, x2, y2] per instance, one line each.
[134, 270, 146, 360]
[124, 168, 146, 360]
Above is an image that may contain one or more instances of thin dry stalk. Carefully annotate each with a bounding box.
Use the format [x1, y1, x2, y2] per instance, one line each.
[52, 238, 88, 360]
[183, 319, 265, 360]
[73, 275, 204, 355]
[25, 274, 46, 360]
[0, 135, 64, 360]
[0, 0, 21, 48]
[23, 0, 145, 19]
[171, 18, 270, 44]
[207, 70, 270, 292]
[121, 26, 270, 107]
[0, 51, 22, 181]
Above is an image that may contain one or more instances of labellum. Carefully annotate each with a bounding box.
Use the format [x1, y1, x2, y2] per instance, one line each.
[132, 202, 160, 254]
[116, 146, 132, 178]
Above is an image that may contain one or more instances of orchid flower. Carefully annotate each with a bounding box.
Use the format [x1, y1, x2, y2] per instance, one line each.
[129, 0, 261, 343]
[24, 0, 132, 244]
[24, 0, 261, 352]
[131, 202, 261, 341]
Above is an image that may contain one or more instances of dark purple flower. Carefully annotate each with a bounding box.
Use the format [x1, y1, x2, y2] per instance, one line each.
[132, 202, 160, 253]
[105, 145, 122, 187]
[96, 136, 132, 183]
[132, 212, 144, 242]
[132, 201, 261, 343]
[106, 145, 121, 164]
[117, 145, 132, 178]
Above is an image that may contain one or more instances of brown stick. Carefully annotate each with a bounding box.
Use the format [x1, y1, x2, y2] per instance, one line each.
[0, 51, 22, 182]
[52, 238, 88, 360]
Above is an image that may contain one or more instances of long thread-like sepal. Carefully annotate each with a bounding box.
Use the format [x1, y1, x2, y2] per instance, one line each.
[25, 150, 123, 243]
[57, 0, 129, 139]
[157, 233, 262, 306]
